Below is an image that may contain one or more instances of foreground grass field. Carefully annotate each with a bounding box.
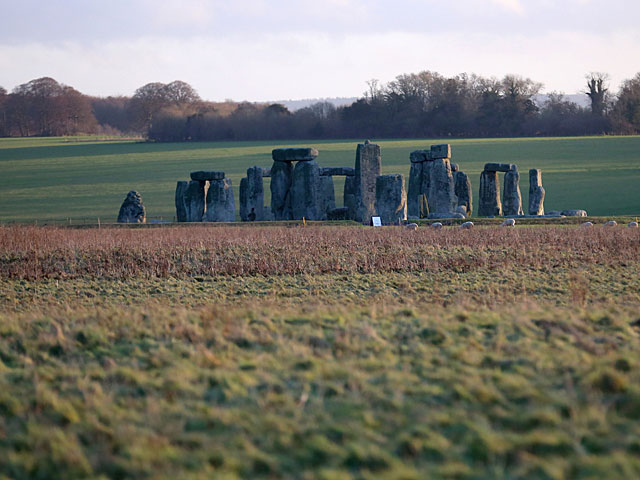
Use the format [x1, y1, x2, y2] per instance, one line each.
[1, 224, 640, 478]
[0, 135, 639, 222]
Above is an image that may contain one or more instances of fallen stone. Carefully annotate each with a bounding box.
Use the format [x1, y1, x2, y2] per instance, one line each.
[205, 178, 235, 222]
[270, 161, 294, 220]
[410, 150, 431, 163]
[375, 174, 407, 225]
[272, 148, 318, 162]
[190, 171, 225, 181]
[561, 209, 587, 217]
[484, 163, 513, 172]
[528, 169, 545, 216]
[291, 160, 321, 220]
[501, 218, 516, 227]
[327, 207, 349, 221]
[454, 171, 472, 216]
[184, 181, 207, 222]
[354, 142, 382, 224]
[503, 168, 523, 216]
[604, 220, 617, 227]
[318, 176, 336, 220]
[460, 221, 474, 229]
[428, 212, 466, 219]
[478, 170, 502, 216]
[117, 191, 146, 223]
[175, 181, 189, 222]
[319, 167, 355, 176]
[431, 144, 451, 159]
[428, 158, 458, 214]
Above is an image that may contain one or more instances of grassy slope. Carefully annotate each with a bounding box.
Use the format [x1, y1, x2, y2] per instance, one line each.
[0, 136, 639, 222]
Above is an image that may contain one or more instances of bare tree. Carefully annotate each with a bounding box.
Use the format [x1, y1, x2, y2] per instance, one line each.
[585, 72, 609, 116]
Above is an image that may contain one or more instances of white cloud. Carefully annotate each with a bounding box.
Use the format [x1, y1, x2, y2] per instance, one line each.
[489, 0, 525, 14]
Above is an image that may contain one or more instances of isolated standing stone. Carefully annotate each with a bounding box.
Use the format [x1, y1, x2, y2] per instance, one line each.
[503, 167, 523, 216]
[428, 159, 457, 214]
[246, 166, 265, 221]
[205, 178, 235, 222]
[528, 169, 545, 216]
[185, 181, 207, 222]
[354, 142, 382, 224]
[318, 176, 336, 220]
[454, 171, 472, 216]
[270, 161, 293, 220]
[407, 161, 424, 218]
[291, 160, 321, 220]
[479, 170, 502, 216]
[175, 181, 189, 222]
[117, 191, 146, 223]
[375, 174, 407, 224]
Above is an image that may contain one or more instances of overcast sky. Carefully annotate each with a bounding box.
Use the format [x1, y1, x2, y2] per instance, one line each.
[1, 0, 638, 101]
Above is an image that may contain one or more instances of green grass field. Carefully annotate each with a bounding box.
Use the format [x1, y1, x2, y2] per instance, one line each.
[1, 136, 639, 222]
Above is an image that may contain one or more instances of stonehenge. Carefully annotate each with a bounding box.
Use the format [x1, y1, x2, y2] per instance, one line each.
[375, 174, 407, 224]
[354, 141, 382, 224]
[175, 171, 235, 222]
[479, 163, 523, 217]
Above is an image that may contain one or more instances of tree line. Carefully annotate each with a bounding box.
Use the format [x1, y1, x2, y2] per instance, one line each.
[1, 71, 639, 140]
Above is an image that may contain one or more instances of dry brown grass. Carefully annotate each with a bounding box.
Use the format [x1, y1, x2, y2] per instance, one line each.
[1, 225, 638, 280]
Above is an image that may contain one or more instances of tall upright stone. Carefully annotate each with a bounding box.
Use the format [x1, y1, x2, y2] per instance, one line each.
[184, 180, 207, 222]
[270, 161, 294, 220]
[407, 159, 424, 218]
[175, 181, 189, 222]
[245, 166, 264, 221]
[117, 191, 146, 224]
[318, 176, 336, 220]
[239, 177, 249, 221]
[291, 160, 321, 220]
[529, 169, 545, 216]
[344, 176, 357, 220]
[205, 178, 235, 222]
[428, 158, 458, 214]
[503, 167, 523, 216]
[354, 141, 382, 224]
[454, 171, 472, 216]
[478, 170, 502, 216]
[375, 174, 407, 224]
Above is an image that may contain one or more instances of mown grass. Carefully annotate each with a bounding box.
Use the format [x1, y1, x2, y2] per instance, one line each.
[0, 136, 639, 223]
[1, 224, 640, 478]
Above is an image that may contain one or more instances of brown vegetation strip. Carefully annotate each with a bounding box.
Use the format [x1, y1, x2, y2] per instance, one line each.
[0, 225, 638, 280]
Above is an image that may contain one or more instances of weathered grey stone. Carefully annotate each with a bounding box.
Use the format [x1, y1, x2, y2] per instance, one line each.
[450, 163, 459, 172]
[561, 209, 587, 217]
[407, 161, 424, 218]
[484, 163, 513, 172]
[344, 176, 356, 220]
[246, 166, 265, 221]
[239, 177, 248, 221]
[272, 148, 318, 162]
[117, 191, 146, 223]
[428, 212, 466, 219]
[455, 205, 467, 217]
[375, 174, 407, 225]
[428, 158, 458, 214]
[528, 169, 545, 216]
[291, 160, 321, 220]
[319, 167, 355, 176]
[270, 161, 293, 220]
[175, 181, 189, 222]
[431, 144, 451, 159]
[184, 181, 207, 222]
[454, 171, 472, 216]
[478, 170, 502, 217]
[503, 168, 523, 216]
[410, 150, 431, 163]
[318, 176, 336, 220]
[205, 178, 235, 222]
[327, 207, 349, 221]
[190, 171, 225, 181]
[354, 142, 382, 224]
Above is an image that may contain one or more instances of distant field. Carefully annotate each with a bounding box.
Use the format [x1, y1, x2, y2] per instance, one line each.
[0, 135, 639, 222]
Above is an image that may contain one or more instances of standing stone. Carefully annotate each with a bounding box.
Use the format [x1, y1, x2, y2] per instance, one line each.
[354, 142, 382, 224]
[318, 176, 336, 220]
[503, 167, 523, 216]
[184, 181, 207, 222]
[239, 177, 249, 221]
[478, 170, 502, 216]
[246, 166, 264, 221]
[175, 181, 189, 222]
[421, 161, 434, 208]
[291, 160, 321, 220]
[428, 159, 457, 214]
[270, 161, 294, 220]
[375, 174, 407, 224]
[454, 171, 472, 217]
[344, 175, 357, 220]
[407, 161, 424, 218]
[117, 191, 146, 223]
[528, 169, 545, 216]
[205, 178, 235, 222]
